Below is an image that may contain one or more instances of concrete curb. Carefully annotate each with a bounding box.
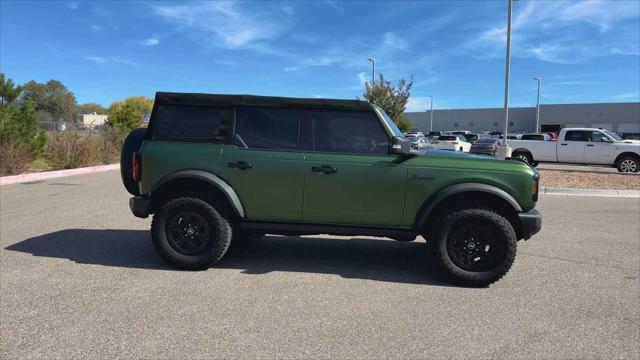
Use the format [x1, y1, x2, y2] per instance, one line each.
[541, 187, 640, 198]
[0, 164, 120, 186]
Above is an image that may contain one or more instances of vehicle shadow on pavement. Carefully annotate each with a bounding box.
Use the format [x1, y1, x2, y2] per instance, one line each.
[6, 231, 450, 286]
[5, 229, 167, 270]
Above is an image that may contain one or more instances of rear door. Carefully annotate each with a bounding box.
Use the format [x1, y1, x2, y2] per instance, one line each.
[302, 110, 407, 227]
[220, 107, 305, 221]
[558, 130, 588, 163]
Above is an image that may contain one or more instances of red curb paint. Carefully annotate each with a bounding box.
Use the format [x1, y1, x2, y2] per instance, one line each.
[0, 164, 120, 186]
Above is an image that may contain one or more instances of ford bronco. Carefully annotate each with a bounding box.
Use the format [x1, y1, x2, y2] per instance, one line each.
[121, 92, 542, 286]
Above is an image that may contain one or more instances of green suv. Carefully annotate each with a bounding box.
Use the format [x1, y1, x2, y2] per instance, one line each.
[122, 92, 542, 286]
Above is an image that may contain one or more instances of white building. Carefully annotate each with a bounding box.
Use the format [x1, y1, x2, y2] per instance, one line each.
[78, 113, 109, 128]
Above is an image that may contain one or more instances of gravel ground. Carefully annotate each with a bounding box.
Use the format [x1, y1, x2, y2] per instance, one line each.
[539, 170, 640, 190]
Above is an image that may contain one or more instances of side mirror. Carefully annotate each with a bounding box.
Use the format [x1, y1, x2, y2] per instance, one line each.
[390, 136, 412, 155]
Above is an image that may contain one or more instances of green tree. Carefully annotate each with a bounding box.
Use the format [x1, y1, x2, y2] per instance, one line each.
[77, 102, 107, 115]
[0, 73, 23, 108]
[106, 103, 142, 134]
[108, 96, 153, 117]
[0, 100, 47, 156]
[20, 80, 77, 124]
[361, 73, 414, 132]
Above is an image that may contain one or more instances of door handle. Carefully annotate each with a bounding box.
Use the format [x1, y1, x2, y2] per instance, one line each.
[560, 143, 568, 146]
[228, 161, 253, 170]
[311, 165, 337, 174]
[586, 144, 594, 147]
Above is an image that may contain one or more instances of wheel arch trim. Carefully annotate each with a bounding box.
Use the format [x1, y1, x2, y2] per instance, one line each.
[413, 183, 523, 229]
[151, 170, 245, 218]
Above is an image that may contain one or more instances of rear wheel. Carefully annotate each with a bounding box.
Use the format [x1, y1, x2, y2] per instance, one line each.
[617, 156, 639, 173]
[459, 147, 463, 152]
[426, 207, 517, 287]
[512, 151, 533, 165]
[151, 197, 232, 270]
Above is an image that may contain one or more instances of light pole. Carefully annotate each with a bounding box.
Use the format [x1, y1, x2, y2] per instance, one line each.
[501, 0, 515, 148]
[428, 95, 434, 131]
[533, 76, 541, 133]
[367, 58, 376, 84]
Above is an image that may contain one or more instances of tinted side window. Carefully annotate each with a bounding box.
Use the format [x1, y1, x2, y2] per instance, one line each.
[565, 131, 590, 142]
[522, 134, 544, 140]
[312, 111, 388, 154]
[590, 131, 606, 142]
[234, 107, 300, 150]
[155, 105, 223, 141]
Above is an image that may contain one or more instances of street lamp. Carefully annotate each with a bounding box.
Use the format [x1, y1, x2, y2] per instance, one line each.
[367, 58, 376, 84]
[501, 0, 516, 148]
[428, 95, 434, 131]
[533, 76, 542, 133]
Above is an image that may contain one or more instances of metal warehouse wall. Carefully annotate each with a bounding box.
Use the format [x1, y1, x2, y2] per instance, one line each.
[405, 102, 640, 133]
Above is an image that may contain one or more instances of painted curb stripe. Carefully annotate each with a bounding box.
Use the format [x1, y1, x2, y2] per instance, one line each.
[0, 164, 120, 186]
[541, 187, 640, 198]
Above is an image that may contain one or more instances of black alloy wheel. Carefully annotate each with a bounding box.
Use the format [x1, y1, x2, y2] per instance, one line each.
[167, 211, 211, 255]
[446, 222, 505, 272]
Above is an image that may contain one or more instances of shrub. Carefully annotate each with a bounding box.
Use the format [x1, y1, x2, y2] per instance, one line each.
[0, 100, 47, 157]
[0, 140, 32, 175]
[45, 131, 93, 169]
[89, 128, 121, 165]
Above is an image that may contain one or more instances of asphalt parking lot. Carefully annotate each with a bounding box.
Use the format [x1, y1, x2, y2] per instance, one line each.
[1, 170, 639, 359]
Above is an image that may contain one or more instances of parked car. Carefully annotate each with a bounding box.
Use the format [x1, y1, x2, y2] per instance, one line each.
[545, 132, 558, 141]
[432, 135, 472, 152]
[490, 131, 503, 138]
[451, 130, 472, 135]
[427, 131, 442, 137]
[121, 92, 542, 286]
[521, 133, 553, 141]
[507, 128, 640, 172]
[470, 138, 500, 156]
[405, 131, 424, 138]
[410, 136, 431, 150]
[462, 133, 480, 144]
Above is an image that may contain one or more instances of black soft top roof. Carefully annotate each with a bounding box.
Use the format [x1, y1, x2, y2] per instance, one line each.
[154, 92, 372, 111]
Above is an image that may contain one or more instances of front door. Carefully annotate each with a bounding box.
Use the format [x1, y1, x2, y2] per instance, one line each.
[584, 131, 614, 165]
[558, 130, 588, 163]
[220, 107, 305, 221]
[302, 110, 407, 227]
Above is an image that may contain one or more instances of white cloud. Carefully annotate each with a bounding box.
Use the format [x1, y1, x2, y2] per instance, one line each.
[140, 38, 159, 46]
[324, 0, 344, 15]
[152, 1, 291, 52]
[382, 32, 408, 51]
[465, 0, 640, 64]
[68, 2, 78, 10]
[90, 24, 103, 32]
[405, 97, 430, 112]
[615, 92, 640, 99]
[85, 56, 135, 66]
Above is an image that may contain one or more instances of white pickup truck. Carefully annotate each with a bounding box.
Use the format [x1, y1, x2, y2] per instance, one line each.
[507, 128, 640, 173]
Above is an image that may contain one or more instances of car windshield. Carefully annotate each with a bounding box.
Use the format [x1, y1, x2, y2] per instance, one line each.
[438, 136, 457, 141]
[372, 105, 404, 138]
[603, 130, 622, 141]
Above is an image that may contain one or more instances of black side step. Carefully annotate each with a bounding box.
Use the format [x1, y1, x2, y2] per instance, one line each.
[240, 220, 418, 239]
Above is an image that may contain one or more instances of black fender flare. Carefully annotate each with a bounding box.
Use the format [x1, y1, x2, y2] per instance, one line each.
[413, 183, 522, 228]
[152, 170, 245, 218]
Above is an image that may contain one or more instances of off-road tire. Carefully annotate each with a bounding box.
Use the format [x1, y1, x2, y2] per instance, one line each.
[120, 128, 147, 195]
[616, 156, 640, 173]
[427, 207, 517, 287]
[151, 197, 232, 270]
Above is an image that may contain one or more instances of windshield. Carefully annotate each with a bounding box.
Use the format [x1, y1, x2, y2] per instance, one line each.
[603, 130, 622, 141]
[476, 138, 498, 144]
[372, 105, 404, 138]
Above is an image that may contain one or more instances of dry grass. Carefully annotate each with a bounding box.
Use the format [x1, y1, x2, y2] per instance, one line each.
[0, 141, 32, 176]
[539, 170, 640, 190]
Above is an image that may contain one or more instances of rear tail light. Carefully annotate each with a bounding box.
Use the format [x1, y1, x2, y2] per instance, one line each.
[133, 152, 141, 182]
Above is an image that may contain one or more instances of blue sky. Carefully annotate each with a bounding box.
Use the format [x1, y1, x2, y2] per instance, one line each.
[1, 0, 639, 111]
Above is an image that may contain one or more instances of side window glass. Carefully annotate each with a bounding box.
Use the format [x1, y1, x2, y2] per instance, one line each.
[155, 105, 222, 141]
[565, 131, 589, 142]
[234, 107, 300, 150]
[312, 111, 389, 155]
[590, 132, 605, 142]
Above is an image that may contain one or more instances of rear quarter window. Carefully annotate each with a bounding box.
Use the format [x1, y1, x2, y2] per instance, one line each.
[154, 105, 225, 141]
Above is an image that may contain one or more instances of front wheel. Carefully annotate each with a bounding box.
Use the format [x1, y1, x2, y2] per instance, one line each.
[617, 156, 639, 173]
[151, 197, 232, 270]
[426, 207, 517, 287]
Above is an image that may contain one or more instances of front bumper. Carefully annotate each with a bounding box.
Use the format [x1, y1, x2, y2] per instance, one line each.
[129, 196, 150, 218]
[518, 209, 542, 240]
